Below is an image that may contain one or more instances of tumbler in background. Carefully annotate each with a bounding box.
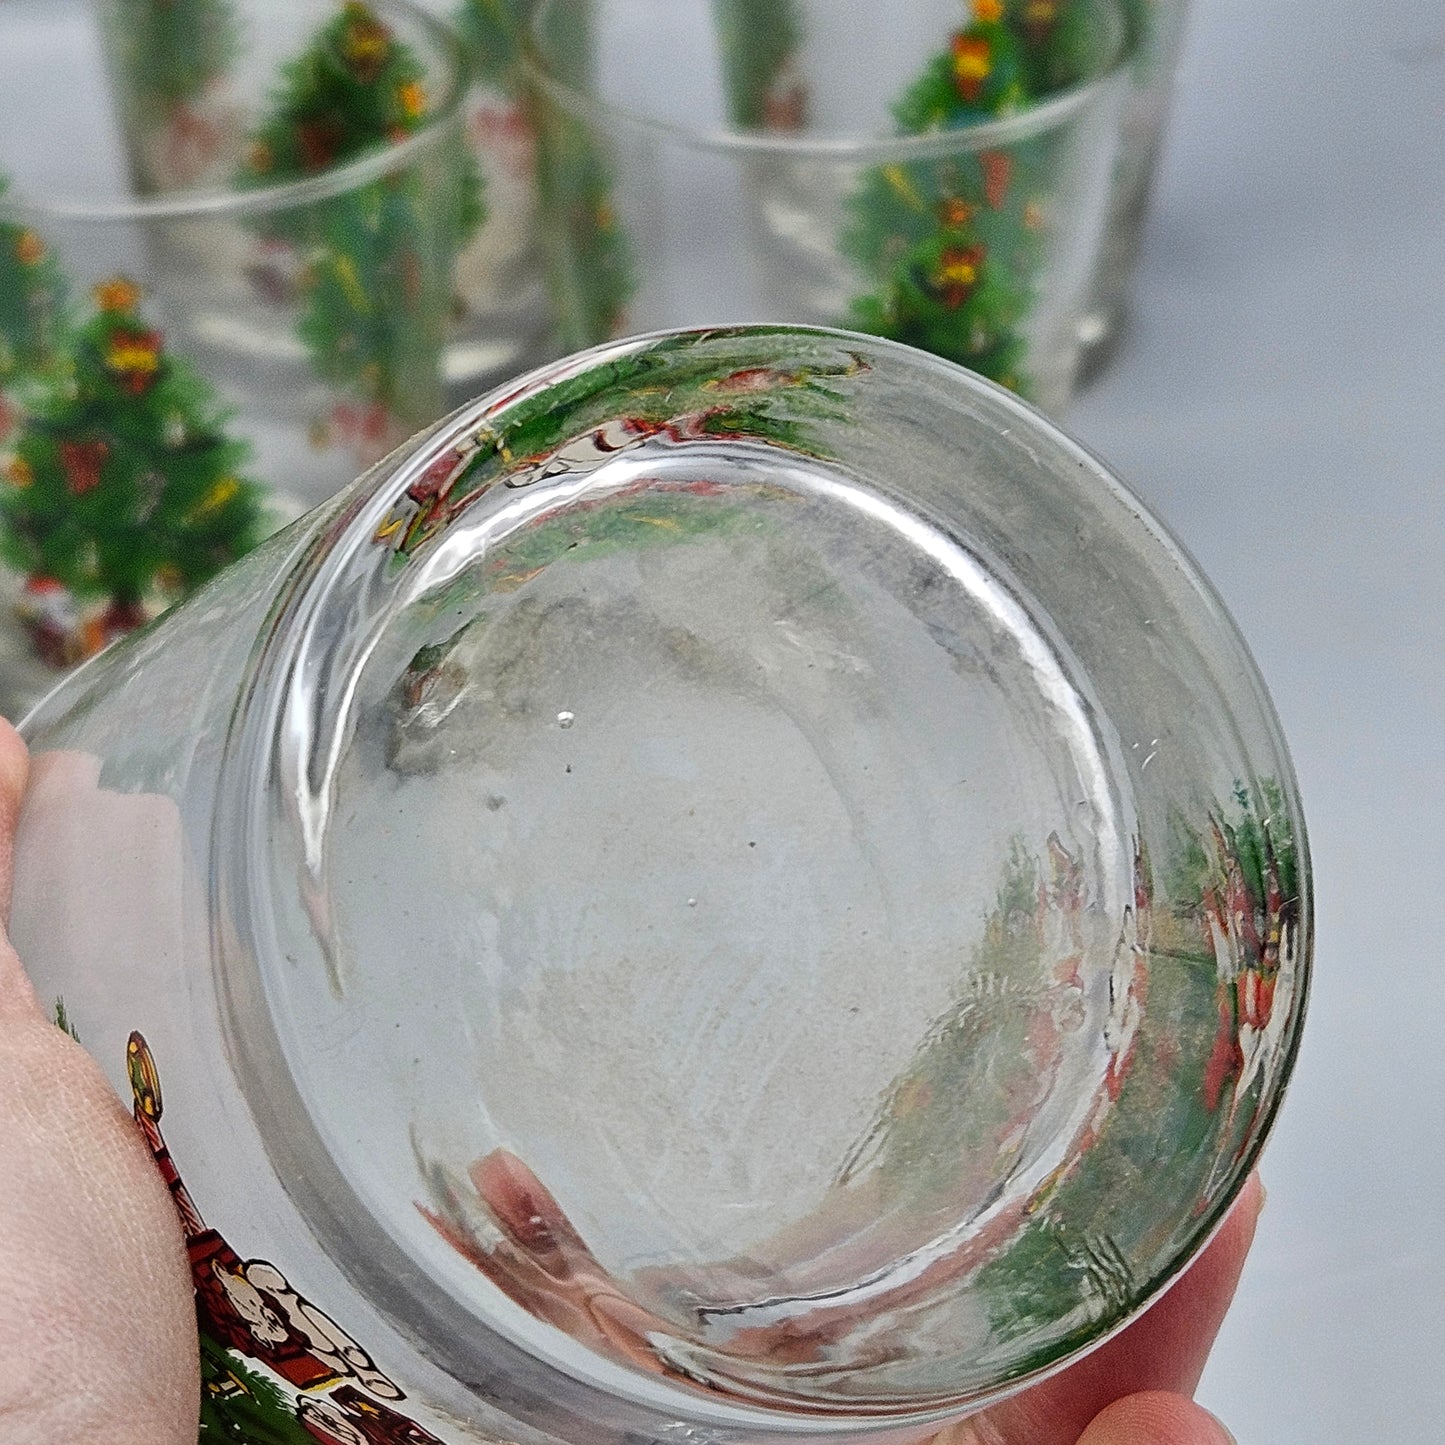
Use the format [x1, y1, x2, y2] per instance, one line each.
[527, 0, 1133, 413]
[0, 0, 465, 714]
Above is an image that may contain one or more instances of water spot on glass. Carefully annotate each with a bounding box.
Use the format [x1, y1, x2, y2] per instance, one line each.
[557, 710, 575, 728]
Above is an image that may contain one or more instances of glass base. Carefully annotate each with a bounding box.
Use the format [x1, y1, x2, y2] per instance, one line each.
[1073, 300, 1131, 391]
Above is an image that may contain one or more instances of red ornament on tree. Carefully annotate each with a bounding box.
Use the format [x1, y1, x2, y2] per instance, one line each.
[58, 438, 111, 496]
[951, 33, 994, 103]
[298, 118, 344, 173]
[104, 329, 164, 395]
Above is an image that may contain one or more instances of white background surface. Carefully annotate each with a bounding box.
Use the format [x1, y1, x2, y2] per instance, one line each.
[1066, 0, 1445, 1438]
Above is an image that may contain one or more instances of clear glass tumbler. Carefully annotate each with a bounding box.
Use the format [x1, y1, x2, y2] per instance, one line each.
[0, 0, 467, 714]
[13, 325, 1309, 1445]
[527, 0, 1133, 414]
[102, 0, 568, 405]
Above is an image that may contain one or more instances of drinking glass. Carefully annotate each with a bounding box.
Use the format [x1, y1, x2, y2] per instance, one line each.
[527, 0, 1133, 414]
[13, 324, 1309, 1445]
[1077, 0, 1192, 375]
[103, 0, 570, 404]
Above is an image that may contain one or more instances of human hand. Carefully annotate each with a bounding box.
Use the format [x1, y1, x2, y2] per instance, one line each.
[0, 713, 1254, 1444]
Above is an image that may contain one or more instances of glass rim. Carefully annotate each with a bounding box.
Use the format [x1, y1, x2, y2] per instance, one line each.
[0, 0, 469, 225]
[523, 0, 1133, 162]
[210, 321, 1309, 1435]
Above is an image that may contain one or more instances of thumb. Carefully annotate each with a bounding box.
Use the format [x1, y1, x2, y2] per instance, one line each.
[1077, 1392, 1236, 1445]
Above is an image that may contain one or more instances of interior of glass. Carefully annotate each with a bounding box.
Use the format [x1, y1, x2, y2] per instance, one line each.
[220, 327, 1307, 1432]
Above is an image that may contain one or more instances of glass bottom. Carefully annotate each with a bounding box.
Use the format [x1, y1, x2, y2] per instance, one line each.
[253, 426, 1152, 1419]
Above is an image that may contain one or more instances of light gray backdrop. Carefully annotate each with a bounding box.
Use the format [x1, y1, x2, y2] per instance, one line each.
[1067, 0, 1445, 1438]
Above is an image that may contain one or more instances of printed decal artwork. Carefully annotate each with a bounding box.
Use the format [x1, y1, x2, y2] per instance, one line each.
[837, 0, 1112, 397]
[369, 334, 867, 563]
[126, 1032, 445, 1445]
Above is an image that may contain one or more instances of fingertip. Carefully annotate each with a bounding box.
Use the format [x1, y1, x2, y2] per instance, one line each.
[1196, 1169, 1265, 1300]
[0, 716, 29, 820]
[1242, 1169, 1266, 1221]
[1078, 1391, 1235, 1445]
[0, 718, 30, 984]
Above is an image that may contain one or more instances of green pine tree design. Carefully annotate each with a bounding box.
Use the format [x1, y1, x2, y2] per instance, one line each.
[103, 0, 242, 113]
[954, 785, 1295, 1373]
[0, 179, 69, 394]
[843, 157, 1043, 393]
[454, 0, 530, 91]
[534, 105, 636, 352]
[296, 179, 452, 433]
[375, 329, 864, 563]
[841, 0, 1108, 397]
[198, 1331, 316, 1445]
[241, 2, 442, 192]
[52, 997, 81, 1042]
[99, 0, 245, 191]
[0, 278, 266, 643]
[807, 778, 1300, 1384]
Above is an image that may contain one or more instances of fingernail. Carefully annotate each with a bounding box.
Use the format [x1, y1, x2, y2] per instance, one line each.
[1256, 1177, 1268, 1217]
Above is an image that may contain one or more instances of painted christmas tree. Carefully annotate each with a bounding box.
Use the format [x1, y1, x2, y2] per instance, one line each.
[965, 783, 1300, 1372]
[239, 0, 483, 433]
[242, 2, 443, 193]
[527, 0, 636, 349]
[0, 279, 265, 663]
[841, 0, 1097, 397]
[372, 328, 864, 564]
[199, 1333, 316, 1445]
[0, 179, 69, 420]
[103, 0, 241, 117]
[843, 162, 1043, 392]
